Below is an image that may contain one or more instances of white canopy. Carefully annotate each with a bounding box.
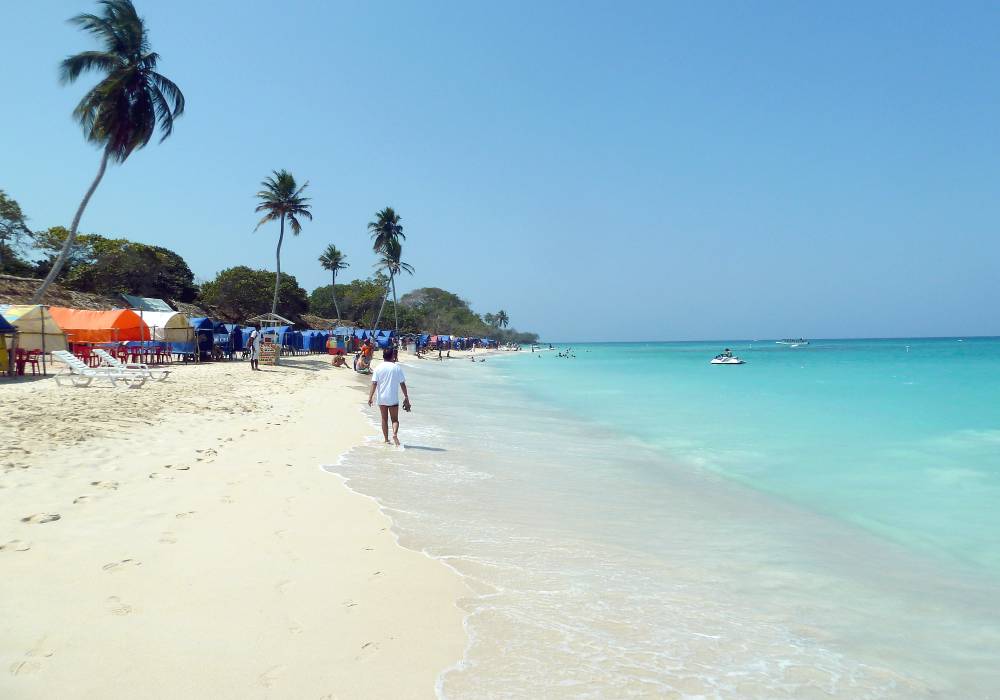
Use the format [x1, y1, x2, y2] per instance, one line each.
[0, 304, 67, 352]
[138, 311, 195, 343]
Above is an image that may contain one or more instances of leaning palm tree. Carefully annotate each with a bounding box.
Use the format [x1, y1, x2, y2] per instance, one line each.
[318, 244, 349, 320]
[496, 310, 510, 328]
[31, 0, 185, 303]
[254, 170, 311, 316]
[370, 238, 414, 335]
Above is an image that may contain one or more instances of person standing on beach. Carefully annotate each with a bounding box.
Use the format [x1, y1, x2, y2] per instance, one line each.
[248, 324, 261, 371]
[368, 347, 411, 445]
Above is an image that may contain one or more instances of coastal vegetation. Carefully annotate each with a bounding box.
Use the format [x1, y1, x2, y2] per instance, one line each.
[200, 266, 309, 320]
[32, 0, 185, 303]
[254, 170, 312, 316]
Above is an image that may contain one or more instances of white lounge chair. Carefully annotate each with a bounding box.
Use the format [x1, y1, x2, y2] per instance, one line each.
[51, 350, 147, 388]
[94, 349, 171, 381]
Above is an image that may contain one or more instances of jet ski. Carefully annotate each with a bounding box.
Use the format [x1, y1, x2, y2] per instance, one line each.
[710, 354, 744, 365]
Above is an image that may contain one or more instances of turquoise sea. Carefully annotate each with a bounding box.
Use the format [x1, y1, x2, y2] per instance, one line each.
[329, 339, 1000, 698]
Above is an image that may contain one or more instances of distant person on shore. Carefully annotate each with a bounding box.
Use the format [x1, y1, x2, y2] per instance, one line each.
[368, 347, 411, 446]
[248, 324, 261, 371]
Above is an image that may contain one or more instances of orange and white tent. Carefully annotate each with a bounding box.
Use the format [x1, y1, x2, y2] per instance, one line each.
[48, 307, 150, 343]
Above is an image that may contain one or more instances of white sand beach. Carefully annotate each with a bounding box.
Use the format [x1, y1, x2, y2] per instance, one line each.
[0, 355, 467, 699]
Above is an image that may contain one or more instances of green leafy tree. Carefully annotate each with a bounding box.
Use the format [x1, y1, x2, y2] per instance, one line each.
[201, 266, 308, 321]
[0, 190, 34, 274]
[32, 0, 185, 303]
[255, 170, 312, 316]
[32, 227, 105, 279]
[483, 312, 496, 328]
[64, 239, 197, 300]
[318, 244, 349, 320]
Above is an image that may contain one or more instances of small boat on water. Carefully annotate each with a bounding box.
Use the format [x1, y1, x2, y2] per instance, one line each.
[776, 338, 809, 346]
[711, 354, 744, 365]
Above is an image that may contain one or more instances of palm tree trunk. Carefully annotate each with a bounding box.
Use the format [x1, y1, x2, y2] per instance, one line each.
[31, 149, 110, 303]
[332, 270, 341, 321]
[391, 274, 399, 336]
[271, 214, 285, 316]
[371, 272, 393, 333]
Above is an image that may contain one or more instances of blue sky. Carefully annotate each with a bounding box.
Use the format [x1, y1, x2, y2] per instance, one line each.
[3, 1, 999, 341]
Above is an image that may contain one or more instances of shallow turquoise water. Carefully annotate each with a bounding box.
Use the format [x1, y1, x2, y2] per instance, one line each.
[330, 339, 1000, 697]
[508, 338, 1000, 574]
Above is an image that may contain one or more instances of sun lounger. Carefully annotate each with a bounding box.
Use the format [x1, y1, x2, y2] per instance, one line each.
[51, 350, 147, 388]
[93, 349, 170, 381]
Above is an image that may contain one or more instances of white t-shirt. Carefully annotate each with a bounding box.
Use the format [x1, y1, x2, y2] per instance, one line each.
[248, 329, 260, 355]
[372, 362, 406, 406]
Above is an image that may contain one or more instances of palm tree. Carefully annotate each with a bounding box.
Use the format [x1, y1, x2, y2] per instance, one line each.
[496, 310, 510, 328]
[367, 207, 404, 255]
[371, 238, 415, 335]
[31, 0, 185, 303]
[254, 170, 311, 316]
[318, 244, 349, 320]
[367, 207, 405, 333]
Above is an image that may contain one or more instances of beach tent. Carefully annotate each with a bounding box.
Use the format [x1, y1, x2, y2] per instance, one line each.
[224, 324, 244, 351]
[186, 316, 216, 355]
[121, 294, 174, 312]
[0, 313, 16, 334]
[49, 307, 148, 344]
[0, 305, 67, 353]
[138, 311, 194, 343]
[0, 312, 14, 375]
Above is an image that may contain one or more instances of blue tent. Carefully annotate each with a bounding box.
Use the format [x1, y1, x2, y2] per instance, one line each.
[224, 324, 244, 351]
[374, 329, 394, 348]
[0, 312, 15, 334]
[188, 317, 215, 355]
[419, 334, 429, 347]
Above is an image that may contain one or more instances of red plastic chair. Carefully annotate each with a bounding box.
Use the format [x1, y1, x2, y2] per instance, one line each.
[23, 349, 41, 376]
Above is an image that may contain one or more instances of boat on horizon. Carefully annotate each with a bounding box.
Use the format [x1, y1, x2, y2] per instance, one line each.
[776, 338, 809, 346]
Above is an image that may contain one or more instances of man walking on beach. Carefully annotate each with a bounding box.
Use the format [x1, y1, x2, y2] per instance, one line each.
[368, 347, 410, 445]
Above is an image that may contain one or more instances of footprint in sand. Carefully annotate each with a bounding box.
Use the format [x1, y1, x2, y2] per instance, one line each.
[175, 511, 196, 519]
[21, 513, 60, 524]
[342, 599, 358, 609]
[195, 448, 218, 463]
[106, 596, 134, 616]
[73, 495, 92, 505]
[165, 464, 190, 471]
[258, 665, 287, 688]
[354, 641, 380, 661]
[0, 539, 31, 552]
[149, 473, 174, 481]
[220, 495, 234, 504]
[90, 480, 119, 490]
[275, 579, 292, 594]
[102, 558, 141, 572]
[10, 639, 55, 676]
[159, 532, 178, 545]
